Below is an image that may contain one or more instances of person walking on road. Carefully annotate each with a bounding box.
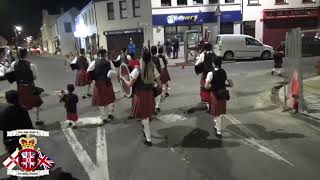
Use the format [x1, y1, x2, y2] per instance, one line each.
[70, 48, 91, 99]
[128, 38, 136, 55]
[272, 43, 285, 76]
[205, 58, 233, 138]
[6, 48, 43, 122]
[59, 84, 79, 128]
[0, 90, 34, 154]
[151, 46, 163, 113]
[158, 46, 171, 97]
[172, 36, 180, 59]
[120, 48, 162, 146]
[87, 49, 117, 123]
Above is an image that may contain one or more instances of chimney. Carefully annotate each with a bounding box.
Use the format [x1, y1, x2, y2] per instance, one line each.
[60, 8, 64, 15]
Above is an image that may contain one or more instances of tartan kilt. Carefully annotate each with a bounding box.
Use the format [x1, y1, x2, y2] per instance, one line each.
[200, 78, 211, 103]
[17, 85, 43, 110]
[160, 69, 171, 84]
[67, 113, 78, 122]
[131, 89, 155, 119]
[92, 81, 116, 106]
[209, 92, 226, 117]
[75, 69, 89, 86]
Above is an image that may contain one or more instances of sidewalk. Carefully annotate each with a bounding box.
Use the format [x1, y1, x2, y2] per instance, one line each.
[279, 76, 320, 120]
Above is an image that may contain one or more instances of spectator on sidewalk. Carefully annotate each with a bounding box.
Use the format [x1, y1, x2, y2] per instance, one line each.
[172, 36, 180, 59]
[59, 84, 79, 128]
[164, 39, 172, 58]
[272, 43, 285, 76]
[0, 90, 34, 154]
[128, 38, 136, 55]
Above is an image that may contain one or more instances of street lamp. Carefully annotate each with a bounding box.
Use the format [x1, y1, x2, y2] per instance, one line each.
[15, 25, 23, 33]
[215, 1, 222, 35]
[13, 25, 23, 52]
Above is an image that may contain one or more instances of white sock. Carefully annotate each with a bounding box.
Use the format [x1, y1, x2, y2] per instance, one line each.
[99, 106, 106, 120]
[156, 96, 161, 108]
[87, 85, 91, 95]
[206, 103, 209, 110]
[215, 116, 222, 134]
[142, 118, 151, 142]
[272, 68, 276, 72]
[107, 103, 115, 116]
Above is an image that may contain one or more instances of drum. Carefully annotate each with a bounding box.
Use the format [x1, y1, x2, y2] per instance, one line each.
[120, 63, 133, 97]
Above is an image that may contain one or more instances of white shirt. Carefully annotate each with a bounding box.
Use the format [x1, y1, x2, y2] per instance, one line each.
[130, 66, 160, 80]
[87, 59, 116, 78]
[159, 57, 165, 69]
[7, 60, 38, 79]
[205, 68, 219, 82]
[195, 52, 205, 66]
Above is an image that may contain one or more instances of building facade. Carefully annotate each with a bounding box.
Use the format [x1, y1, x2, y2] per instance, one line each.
[243, 0, 320, 48]
[0, 36, 8, 46]
[41, 8, 79, 55]
[152, 0, 242, 45]
[74, 0, 153, 59]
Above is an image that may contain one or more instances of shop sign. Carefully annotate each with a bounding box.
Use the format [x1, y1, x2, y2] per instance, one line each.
[167, 15, 199, 24]
[264, 8, 318, 19]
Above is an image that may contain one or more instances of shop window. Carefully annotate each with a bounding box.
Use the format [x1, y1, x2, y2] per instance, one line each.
[161, 0, 171, 6]
[64, 22, 72, 33]
[107, 2, 115, 20]
[119, 0, 127, 19]
[193, 0, 203, 5]
[248, 0, 259, 5]
[220, 23, 234, 34]
[225, 0, 234, 3]
[209, 0, 218, 4]
[244, 21, 255, 38]
[177, 0, 187, 6]
[133, 0, 141, 17]
[164, 25, 202, 42]
[275, 0, 287, 4]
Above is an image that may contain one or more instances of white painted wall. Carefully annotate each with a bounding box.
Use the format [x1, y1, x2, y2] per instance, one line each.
[152, 0, 241, 8]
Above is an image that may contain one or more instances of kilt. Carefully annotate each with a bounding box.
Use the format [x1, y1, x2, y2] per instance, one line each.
[131, 89, 155, 119]
[75, 69, 89, 86]
[67, 113, 78, 122]
[92, 81, 116, 106]
[17, 84, 43, 110]
[160, 69, 171, 84]
[200, 77, 211, 103]
[209, 92, 226, 117]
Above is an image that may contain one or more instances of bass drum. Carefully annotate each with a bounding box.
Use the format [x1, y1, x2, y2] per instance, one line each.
[119, 63, 133, 98]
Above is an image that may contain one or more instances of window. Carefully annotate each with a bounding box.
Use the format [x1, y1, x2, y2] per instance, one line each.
[83, 13, 87, 25]
[193, 0, 203, 5]
[275, 0, 286, 4]
[177, 0, 187, 6]
[107, 2, 115, 20]
[119, 0, 127, 19]
[92, 8, 95, 24]
[133, 0, 141, 17]
[248, 0, 259, 4]
[225, 0, 234, 3]
[245, 38, 262, 46]
[161, 0, 171, 6]
[164, 25, 202, 42]
[302, 0, 315, 3]
[209, 0, 218, 4]
[89, 9, 92, 24]
[220, 23, 234, 34]
[243, 21, 255, 38]
[64, 22, 72, 33]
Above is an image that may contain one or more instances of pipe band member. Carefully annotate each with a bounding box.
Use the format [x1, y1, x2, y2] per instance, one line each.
[87, 49, 117, 123]
[151, 46, 163, 113]
[7, 48, 43, 121]
[121, 48, 162, 146]
[71, 48, 91, 99]
[205, 58, 233, 138]
[158, 46, 171, 97]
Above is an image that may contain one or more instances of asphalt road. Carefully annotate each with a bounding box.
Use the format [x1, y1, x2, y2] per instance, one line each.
[0, 55, 320, 180]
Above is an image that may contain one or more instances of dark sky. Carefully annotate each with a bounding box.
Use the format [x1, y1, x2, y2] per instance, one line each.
[0, 0, 90, 40]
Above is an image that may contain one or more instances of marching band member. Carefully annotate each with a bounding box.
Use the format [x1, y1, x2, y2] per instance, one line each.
[205, 58, 233, 138]
[7, 48, 43, 122]
[158, 46, 171, 97]
[120, 48, 162, 146]
[195, 43, 215, 111]
[87, 49, 117, 123]
[151, 46, 162, 112]
[70, 48, 91, 99]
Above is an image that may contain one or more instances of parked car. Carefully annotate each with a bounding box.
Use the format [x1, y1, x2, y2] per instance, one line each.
[29, 47, 42, 55]
[214, 34, 274, 61]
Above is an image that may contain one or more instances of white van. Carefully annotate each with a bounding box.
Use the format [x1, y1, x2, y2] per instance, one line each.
[214, 34, 274, 61]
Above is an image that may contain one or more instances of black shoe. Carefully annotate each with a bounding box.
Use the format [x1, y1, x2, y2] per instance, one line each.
[87, 94, 92, 97]
[156, 107, 161, 112]
[165, 93, 169, 97]
[142, 130, 146, 138]
[128, 116, 134, 119]
[278, 73, 283, 77]
[215, 132, 222, 139]
[82, 96, 87, 99]
[103, 119, 110, 123]
[108, 114, 114, 120]
[144, 140, 152, 146]
[72, 125, 77, 129]
[271, 71, 274, 75]
[68, 122, 73, 127]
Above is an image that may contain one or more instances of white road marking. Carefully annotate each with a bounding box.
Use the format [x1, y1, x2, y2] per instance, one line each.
[225, 114, 295, 167]
[62, 117, 110, 180]
[158, 113, 188, 123]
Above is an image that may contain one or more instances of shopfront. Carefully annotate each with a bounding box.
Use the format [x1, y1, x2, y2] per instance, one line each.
[262, 8, 319, 48]
[152, 11, 241, 43]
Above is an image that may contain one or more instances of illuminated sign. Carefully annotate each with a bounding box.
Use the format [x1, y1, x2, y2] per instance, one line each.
[167, 15, 199, 24]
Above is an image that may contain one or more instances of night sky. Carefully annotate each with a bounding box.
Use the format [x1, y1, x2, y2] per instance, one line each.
[0, 0, 90, 40]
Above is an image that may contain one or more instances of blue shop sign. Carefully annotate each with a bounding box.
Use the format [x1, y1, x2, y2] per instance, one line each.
[152, 11, 241, 26]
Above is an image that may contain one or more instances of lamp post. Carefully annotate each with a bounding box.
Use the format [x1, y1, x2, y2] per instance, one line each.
[215, 1, 222, 35]
[14, 25, 23, 52]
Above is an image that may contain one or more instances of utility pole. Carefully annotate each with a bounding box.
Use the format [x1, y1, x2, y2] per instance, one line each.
[215, 0, 222, 35]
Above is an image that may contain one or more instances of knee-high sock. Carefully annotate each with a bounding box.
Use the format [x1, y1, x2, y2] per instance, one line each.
[206, 103, 209, 110]
[107, 103, 115, 115]
[99, 106, 107, 119]
[164, 84, 169, 94]
[215, 115, 222, 134]
[155, 96, 161, 108]
[142, 118, 151, 142]
[87, 84, 91, 95]
[36, 107, 40, 121]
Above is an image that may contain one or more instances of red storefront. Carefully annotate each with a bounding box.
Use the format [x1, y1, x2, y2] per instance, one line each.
[262, 7, 319, 48]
